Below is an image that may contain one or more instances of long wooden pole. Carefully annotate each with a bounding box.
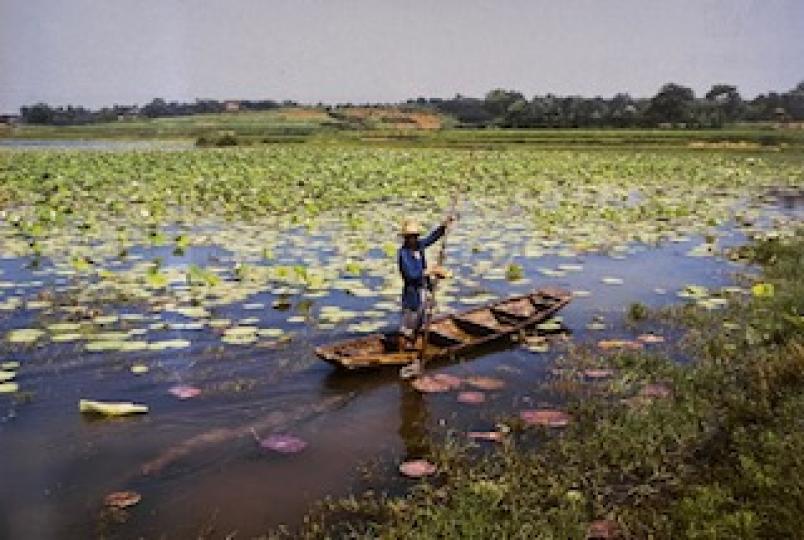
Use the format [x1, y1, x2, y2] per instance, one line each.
[417, 193, 459, 372]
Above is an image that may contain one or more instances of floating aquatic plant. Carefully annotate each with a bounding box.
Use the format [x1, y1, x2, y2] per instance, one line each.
[79, 399, 148, 416]
[0, 382, 20, 394]
[168, 385, 202, 400]
[104, 491, 141, 509]
[505, 263, 524, 281]
[251, 428, 308, 454]
[399, 459, 437, 478]
[519, 409, 571, 428]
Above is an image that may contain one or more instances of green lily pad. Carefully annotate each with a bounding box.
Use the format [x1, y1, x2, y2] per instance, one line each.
[92, 315, 119, 325]
[47, 322, 82, 333]
[119, 341, 149, 352]
[88, 332, 131, 341]
[527, 342, 550, 353]
[258, 328, 284, 338]
[131, 364, 149, 374]
[751, 282, 774, 298]
[536, 319, 562, 332]
[175, 306, 210, 318]
[79, 399, 148, 416]
[7, 329, 45, 344]
[224, 326, 259, 337]
[51, 333, 83, 342]
[0, 382, 19, 393]
[677, 284, 709, 299]
[347, 321, 385, 333]
[86, 340, 126, 352]
[148, 339, 191, 350]
[222, 333, 257, 345]
[686, 244, 716, 257]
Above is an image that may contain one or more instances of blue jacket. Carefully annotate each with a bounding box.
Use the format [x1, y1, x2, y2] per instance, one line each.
[398, 225, 446, 310]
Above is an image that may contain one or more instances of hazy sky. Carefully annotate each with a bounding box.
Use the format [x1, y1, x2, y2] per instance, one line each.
[1, 0, 802, 113]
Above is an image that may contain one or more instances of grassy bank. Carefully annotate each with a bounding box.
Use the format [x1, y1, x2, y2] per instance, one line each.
[279, 230, 804, 539]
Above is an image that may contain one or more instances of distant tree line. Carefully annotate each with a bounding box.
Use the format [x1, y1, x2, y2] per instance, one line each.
[15, 81, 804, 128]
[17, 98, 292, 126]
[410, 81, 804, 128]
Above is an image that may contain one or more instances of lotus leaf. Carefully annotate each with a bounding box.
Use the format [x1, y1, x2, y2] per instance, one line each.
[678, 285, 709, 299]
[168, 385, 201, 399]
[175, 306, 210, 318]
[105, 491, 142, 509]
[464, 376, 505, 391]
[399, 459, 436, 478]
[92, 315, 119, 325]
[47, 322, 82, 333]
[7, 329, 45, 344]
[411, 375, 452, 393]
[222, 333, 257, 345]
[519, 409, 571, 427]
[258, 328, 284, 338]
[751, 282, 774, 298]
[79, 399, 148, 416]
[457, 391, 486, 404]
[536, 320, 562, 332]
[256, 433, 307, 454]
[51, 333, 83, 342]
[0, 382, 20, 393]
[148, 339, 191, 350]
[467, 431, 504, 442]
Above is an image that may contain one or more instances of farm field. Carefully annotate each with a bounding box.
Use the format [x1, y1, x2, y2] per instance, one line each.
[0, 143, 802, 537]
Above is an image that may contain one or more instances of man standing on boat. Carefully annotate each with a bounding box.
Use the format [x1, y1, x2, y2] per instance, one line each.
[397, 215, 453, 372]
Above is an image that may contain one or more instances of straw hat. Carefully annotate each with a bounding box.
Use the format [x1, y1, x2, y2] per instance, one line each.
[399, 217, 422, 236]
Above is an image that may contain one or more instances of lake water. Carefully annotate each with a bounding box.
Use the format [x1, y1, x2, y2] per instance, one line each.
[0, 197, 800, 539]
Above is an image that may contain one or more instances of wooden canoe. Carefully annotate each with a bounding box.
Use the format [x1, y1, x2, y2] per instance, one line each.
[315, 287, 571, 369]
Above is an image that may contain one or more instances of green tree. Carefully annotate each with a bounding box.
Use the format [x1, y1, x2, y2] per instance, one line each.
[20, 103, 55, 124]
[782, 81, 804, 120]
[142, 98, 168, 118]
[504, 98, 529, 127]
[646, 83, 695, 126]
[705, 84, 744, 125]
[609, 93, 639, 127]
[483, 89, 525, 119]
